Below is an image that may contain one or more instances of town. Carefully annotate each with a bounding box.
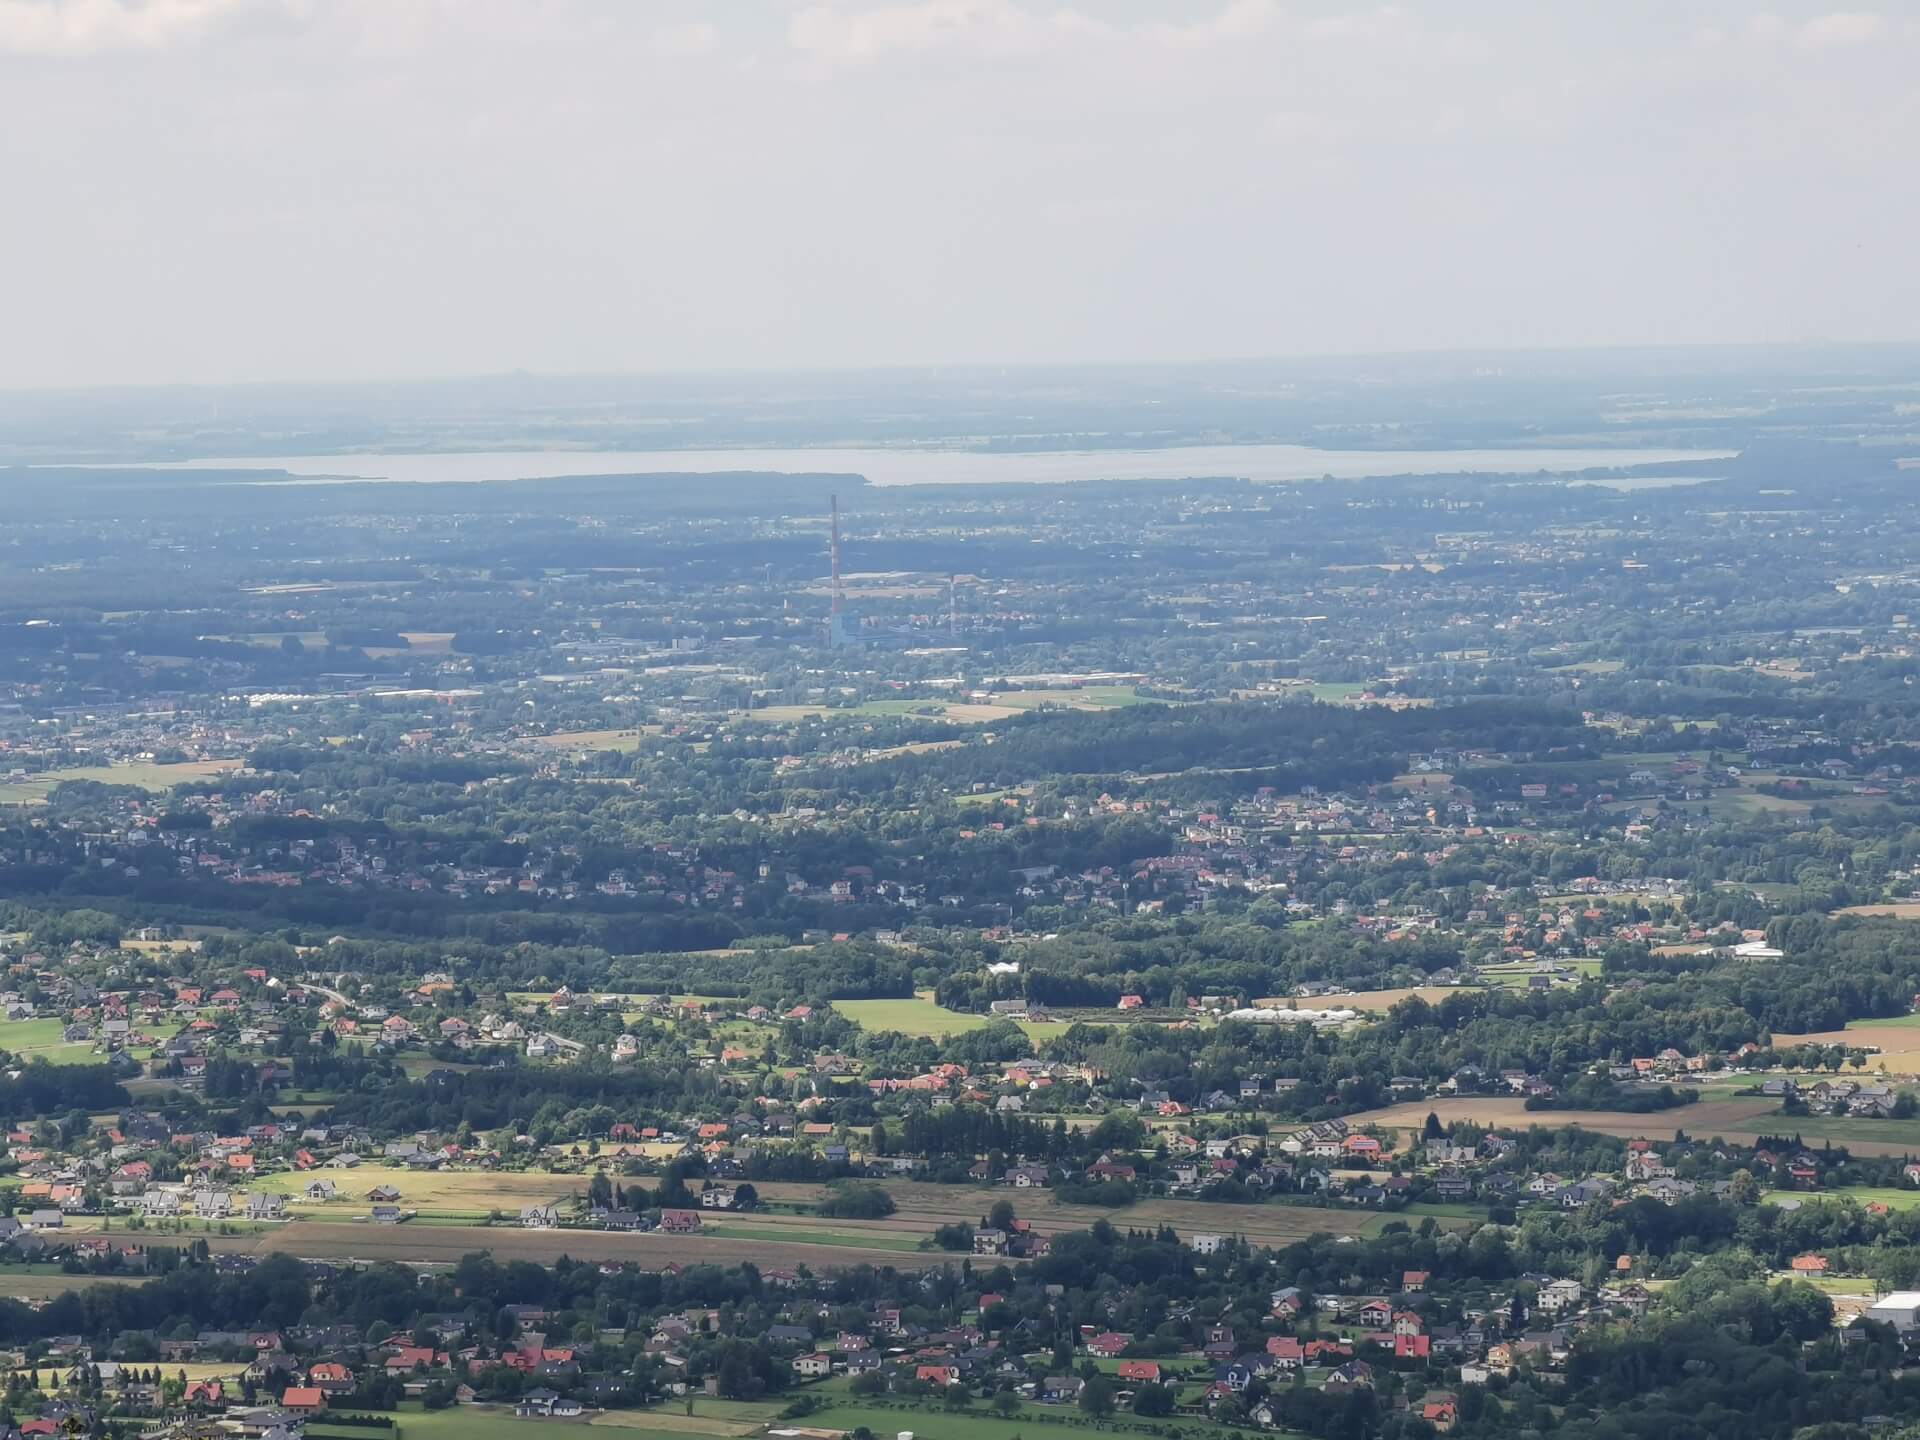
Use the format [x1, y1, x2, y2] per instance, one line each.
[8, 366, 1920, 1440]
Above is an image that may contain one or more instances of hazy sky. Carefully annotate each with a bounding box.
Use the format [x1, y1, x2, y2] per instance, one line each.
[2, 0, 1916, 388]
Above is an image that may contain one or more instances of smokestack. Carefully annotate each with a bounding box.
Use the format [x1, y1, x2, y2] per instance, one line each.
[830, 495, 843, 622]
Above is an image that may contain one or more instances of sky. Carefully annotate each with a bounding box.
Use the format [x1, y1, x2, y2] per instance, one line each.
[1, 0, 1916, 389]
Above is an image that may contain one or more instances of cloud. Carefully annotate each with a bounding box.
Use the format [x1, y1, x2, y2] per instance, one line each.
[1308, 5, 1409, 41]
[1797, 11, 1884, 48]
[652, 20, 717, 58]
[785, 0, 1276, 64]
[0, 0, 252, 55]
[787, 0, 1098, 63]
[1262, 109, 1338, 146]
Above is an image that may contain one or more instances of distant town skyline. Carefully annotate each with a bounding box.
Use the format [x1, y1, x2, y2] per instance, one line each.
[2, 0, 1916, 388]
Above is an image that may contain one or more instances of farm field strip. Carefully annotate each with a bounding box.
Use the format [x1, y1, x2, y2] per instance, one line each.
[1349, 1095, 1920, 1157]
[137, 1173, 1387, 1263]
[146, 1221, 959, 1271]
[709, 1183, 1380, 1246]
[1775, 1021, 1920, 1074]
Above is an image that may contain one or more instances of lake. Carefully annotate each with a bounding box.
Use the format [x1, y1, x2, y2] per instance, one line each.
[131, 442, 1736, 488]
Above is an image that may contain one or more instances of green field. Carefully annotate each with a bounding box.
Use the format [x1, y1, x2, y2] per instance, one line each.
[0, 1014, 180, 1067]
[1750, 1114, 1920, 1150]
[0, 757, 241, 804]
[0, 1266, 152, 1300]
[837, 994, 1059, 1044]
[1764, 1185, 1920, 1211]
[798, 1397, 1280, 1440]
[836, 996, 993, 1038]
[0, 1016, 103, 1065]
[1401, 1200, 1490, 1220]
[312, 1407, 739, 1440]
[1706, 790, 1816, 821]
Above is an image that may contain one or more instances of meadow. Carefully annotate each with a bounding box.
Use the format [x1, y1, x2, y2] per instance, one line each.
[0, 1014, 179, 1065]
[0, 757, 242, 804]
[837, 991, 1058, 1042]
[1764, 1186, 1920, 1212]
[834, 995, 992, 1039]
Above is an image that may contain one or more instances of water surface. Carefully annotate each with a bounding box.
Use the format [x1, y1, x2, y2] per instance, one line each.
[130, 443, 1736, 488]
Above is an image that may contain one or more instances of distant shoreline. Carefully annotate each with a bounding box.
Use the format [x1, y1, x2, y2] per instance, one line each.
[78, 442, 1739, 488]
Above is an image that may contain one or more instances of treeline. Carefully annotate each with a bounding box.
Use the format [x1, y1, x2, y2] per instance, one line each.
[0, 1061, 129, 1117]
[832, 698, 1598, 795]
